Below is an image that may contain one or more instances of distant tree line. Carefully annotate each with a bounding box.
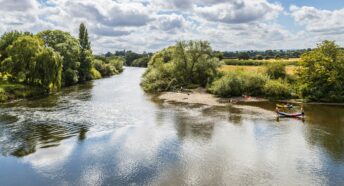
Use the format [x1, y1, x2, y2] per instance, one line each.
[223, 49, 310, 60]
[104, 50, 153, 67]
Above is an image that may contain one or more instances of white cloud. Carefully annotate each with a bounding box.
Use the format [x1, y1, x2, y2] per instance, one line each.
[290, 5, 344, 35]
[195, 0, 283, 24]
[1, 0, 343, 53]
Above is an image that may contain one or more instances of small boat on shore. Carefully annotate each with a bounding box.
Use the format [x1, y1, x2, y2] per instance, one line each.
[276, 111, 304, 117]
[276, 107, 304, 118]
[276, 104, 293, 109]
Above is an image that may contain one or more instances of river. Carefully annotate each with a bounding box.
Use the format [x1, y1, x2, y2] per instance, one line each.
[0, 67, 343, 186]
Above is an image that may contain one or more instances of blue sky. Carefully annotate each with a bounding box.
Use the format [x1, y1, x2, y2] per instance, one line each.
[1, 0, 344, 53]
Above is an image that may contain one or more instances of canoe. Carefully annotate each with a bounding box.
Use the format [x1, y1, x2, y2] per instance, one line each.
[276, 104, 293, 109]
[276, 111, 304, 117]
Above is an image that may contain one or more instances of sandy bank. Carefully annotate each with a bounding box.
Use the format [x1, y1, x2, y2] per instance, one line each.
[158, 88, 267, 107]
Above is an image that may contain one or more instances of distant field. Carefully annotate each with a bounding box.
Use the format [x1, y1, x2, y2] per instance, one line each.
[222, 58, 301, 66]
[220, 65, 297, 75]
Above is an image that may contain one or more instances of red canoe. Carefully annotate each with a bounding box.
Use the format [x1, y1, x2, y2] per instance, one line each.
[276, 111, 304, 117]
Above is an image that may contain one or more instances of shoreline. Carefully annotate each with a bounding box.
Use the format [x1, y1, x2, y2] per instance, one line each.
[158, 88, 344, 107]
[158, 88, 268, 107]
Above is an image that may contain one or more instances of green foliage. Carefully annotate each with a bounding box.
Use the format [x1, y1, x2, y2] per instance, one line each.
[2, 35, 63, 91]
[4, 35, 44, 84]
[209, 71, 268, 97]
[79, 23, 94, 82]
[34, 47, 63, 91]
[299, 40, 344, 102]
[223, 59, 297, 66]
[79, 49, 94, 82]
[109, 57, 124, 73]
[38, 30, 80, 86]
[79, 23, 91, 50]
[132, 56, 150, 67]
[265, 62, 286, 79]
[90, 68, 101, 79]
[141, 62, 177, 92]
[142, 40, 220, 92]
[0, 31, 31, 62]
[263, 79, 292, 99]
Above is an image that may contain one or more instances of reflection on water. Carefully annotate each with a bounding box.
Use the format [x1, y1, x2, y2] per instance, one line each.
[0, 67, 343, 185]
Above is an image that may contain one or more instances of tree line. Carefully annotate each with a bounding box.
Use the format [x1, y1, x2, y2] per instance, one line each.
[0, 24, 123, 101]
[223, 49, 310, 60]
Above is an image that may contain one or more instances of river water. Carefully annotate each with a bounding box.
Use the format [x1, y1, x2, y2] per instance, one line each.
[0, 67, 343, 186]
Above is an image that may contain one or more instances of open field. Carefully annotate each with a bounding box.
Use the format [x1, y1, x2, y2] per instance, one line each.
[222, 58, 301, 66]
[220, 65, 297, 75]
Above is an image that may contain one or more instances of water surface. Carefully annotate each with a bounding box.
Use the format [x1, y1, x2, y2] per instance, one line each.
[0, 67, 343, 185]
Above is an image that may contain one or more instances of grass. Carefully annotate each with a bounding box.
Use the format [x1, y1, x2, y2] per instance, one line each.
[222, 58, 300, 66]
[0, 80, 46, 102]
[219, 65, 297, 75]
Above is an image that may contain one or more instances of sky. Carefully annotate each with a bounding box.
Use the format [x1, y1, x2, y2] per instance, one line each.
[1, 0, 344, 54]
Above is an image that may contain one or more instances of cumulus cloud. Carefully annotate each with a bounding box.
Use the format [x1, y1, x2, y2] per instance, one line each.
[195, 0, 283, 24]
[0, 0, 343, 53]
[290, 5, 344, 35]
[0, 0, 38, 12]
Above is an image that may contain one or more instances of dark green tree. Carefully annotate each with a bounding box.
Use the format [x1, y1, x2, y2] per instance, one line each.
[78, 23, 93, 82]
[38, 30, 80, 86]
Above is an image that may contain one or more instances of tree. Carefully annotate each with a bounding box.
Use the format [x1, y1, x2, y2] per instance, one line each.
[265, 62, 286, 79]
[78, 23, 93, 82]
[174, 41, 219, 86]
[34, 47, 63, 91]
[3, 36, 43, 84]
[2, 35, 62, 91]
[299, 40, 344, 102]
[38, 30, 80, 86]
[141, 40, 220, 92]
[238, 52, 250, 60]
[0, 31, 31, 62]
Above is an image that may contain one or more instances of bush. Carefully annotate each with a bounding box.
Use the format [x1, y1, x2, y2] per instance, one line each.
[141, 63, 178, 92]
[263, 79, 292, 99]
[265, 62, 286, 79]
[90, 68, 101, 79]
[209, 71, 268, 97]
[132, 56, 150, 67]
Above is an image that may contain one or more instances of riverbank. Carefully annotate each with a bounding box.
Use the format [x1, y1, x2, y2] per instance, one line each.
[158, 88, 344, 107]
[0, 82, 47, 103]
[158, 88, 267, 107]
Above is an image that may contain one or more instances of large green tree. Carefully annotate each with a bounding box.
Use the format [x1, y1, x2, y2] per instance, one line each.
[141, 40, 220, 92]
[2, 35, 62, 91]
[0, 31, 31, 62]
[78, 23, 93, 82]
[173, 41, 219, 86]
[38, 30, 80, 86]
[299, 40, 344, 102]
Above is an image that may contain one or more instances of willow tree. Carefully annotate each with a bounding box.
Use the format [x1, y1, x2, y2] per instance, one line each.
[34, 48, 63, 91]
[38, 30, 80, 86]
[2, 35, 62, 92]
[0, 31, 31, 62]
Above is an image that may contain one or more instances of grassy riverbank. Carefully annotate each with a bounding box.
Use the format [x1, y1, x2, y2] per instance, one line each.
[142, 40, 344, 103]
[0, 81, 46, 102]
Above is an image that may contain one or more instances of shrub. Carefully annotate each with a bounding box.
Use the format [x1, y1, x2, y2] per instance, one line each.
[209, 71, 268, 97]
[265, 62, 286, 79]
[90, 68, 101, 79]
[263, 79, 292, 99]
